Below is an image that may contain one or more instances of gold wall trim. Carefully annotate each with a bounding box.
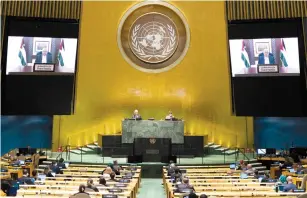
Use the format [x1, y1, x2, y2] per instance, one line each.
[226, 1, 307, 20]
[1, 1, 82, 19]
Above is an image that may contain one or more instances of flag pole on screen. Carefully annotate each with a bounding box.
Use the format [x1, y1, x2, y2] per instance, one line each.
[280, 39, 288, 67]
[58, 39, 65, 66]
[18, 38, 27, 66]
[241, 40, 250, 68]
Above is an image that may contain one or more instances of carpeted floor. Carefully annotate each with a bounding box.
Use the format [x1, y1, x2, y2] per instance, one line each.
[137, 178, 166, 198]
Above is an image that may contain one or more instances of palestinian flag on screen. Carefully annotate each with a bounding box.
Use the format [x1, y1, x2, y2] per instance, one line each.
[18, 38, 27, 66]
[241, 40, 250, 68]
[280, 39, 288, 67]
[58, 39, 65, 66]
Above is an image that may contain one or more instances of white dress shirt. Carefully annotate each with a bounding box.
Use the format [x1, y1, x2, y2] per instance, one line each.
[165, 115, 173, 119]
[264, 57, 269, 64]
[42, 55, 47, 63]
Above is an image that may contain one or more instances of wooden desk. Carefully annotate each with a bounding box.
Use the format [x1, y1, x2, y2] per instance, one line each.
[20, 184, 136, 198]
[258, 157, 307, 165]
[17, 189, 131, 198]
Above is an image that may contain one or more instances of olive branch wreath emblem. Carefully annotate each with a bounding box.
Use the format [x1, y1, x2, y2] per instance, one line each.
[131, 24, 176, 61]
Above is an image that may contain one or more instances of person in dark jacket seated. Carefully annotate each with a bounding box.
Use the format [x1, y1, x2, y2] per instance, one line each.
[177, 178, 195, 192]
[171, 168, 182, 183]
[188, 192, 198, 198]
[49, 162, 58, 173]
[167, 163, 177, 176]
[31, 170, 38, 181]
[50, 161, 63, 174]
[85, 178, 99, 192]
[110, 172, 119, 182]
[18, 169, 34, 185]
[98, 177, 108, 186]
[110, 160, 121, 175]
[283, 176, 297, 192]
[72, 184, 90, 198]
[44, 167, 54, 177]
[57, 158, 66, 169]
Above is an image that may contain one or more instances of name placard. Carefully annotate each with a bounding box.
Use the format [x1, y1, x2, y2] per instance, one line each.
[257, 64, 279, 73]
[33, 63, 55, 72]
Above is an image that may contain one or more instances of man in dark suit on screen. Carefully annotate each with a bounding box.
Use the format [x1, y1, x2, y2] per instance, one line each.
[258, 49, 275, 65]
[35, 48, 53, 63]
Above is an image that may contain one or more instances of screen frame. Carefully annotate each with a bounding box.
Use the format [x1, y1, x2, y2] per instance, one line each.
[227, 18, 307, 116]
[1, 16, 80, 115]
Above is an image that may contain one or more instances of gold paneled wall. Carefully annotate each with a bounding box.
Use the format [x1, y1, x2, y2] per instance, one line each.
[2, 1, 306, 150]
[226, 1, 307, 20]
[52, 1, 253, 149]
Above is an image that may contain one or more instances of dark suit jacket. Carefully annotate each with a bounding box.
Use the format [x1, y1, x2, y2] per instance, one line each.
[132, 114, 142, 120]
[258, 53, 275, 64]
[35, 52, 53, 63]
[18, 176, 34, 185]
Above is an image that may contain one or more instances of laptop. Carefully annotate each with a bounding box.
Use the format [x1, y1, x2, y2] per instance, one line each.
[240, 173, 248, 179]
[38, 174, 46, 181]
[51, 172, 56, 177]
[19, 160, 25, 165]
[64, 163, 69, 168]
[230, 164, 236, 169]
[289, 169, 296, 173]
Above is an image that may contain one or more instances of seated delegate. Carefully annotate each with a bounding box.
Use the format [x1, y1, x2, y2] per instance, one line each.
[283, 176, 297, 192]
[110, 172, 119, 182]
[244, 164, 255, 176]
[101, 167, 113, 180]
[97, 177, 108, 187]
[43, 167, 54, 177]
[50, 161, 62, 174]
[176, 178, 195, 192]
[85, 178, 99, 192]
[57, 158, 66, 169]
[70, 184, 90, 198]
[171, 168, 182, 183]
[110, 160, 121, 175]
[18, 169, 34, 185]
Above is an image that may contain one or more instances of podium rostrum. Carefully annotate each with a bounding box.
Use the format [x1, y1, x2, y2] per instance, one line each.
[122, 120, 184, 144]
[133, 138, 171, 162]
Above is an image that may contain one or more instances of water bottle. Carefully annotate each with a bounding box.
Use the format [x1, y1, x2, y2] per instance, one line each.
[275, 185, 278, 193]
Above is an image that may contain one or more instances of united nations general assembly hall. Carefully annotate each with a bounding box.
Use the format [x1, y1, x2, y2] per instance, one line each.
[1, 1, 307, 198]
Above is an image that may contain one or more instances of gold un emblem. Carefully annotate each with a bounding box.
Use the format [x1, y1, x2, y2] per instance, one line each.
[118, 1, 190, 73]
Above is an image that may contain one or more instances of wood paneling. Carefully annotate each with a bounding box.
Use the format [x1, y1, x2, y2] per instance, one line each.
[226, 1, 307, 20]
